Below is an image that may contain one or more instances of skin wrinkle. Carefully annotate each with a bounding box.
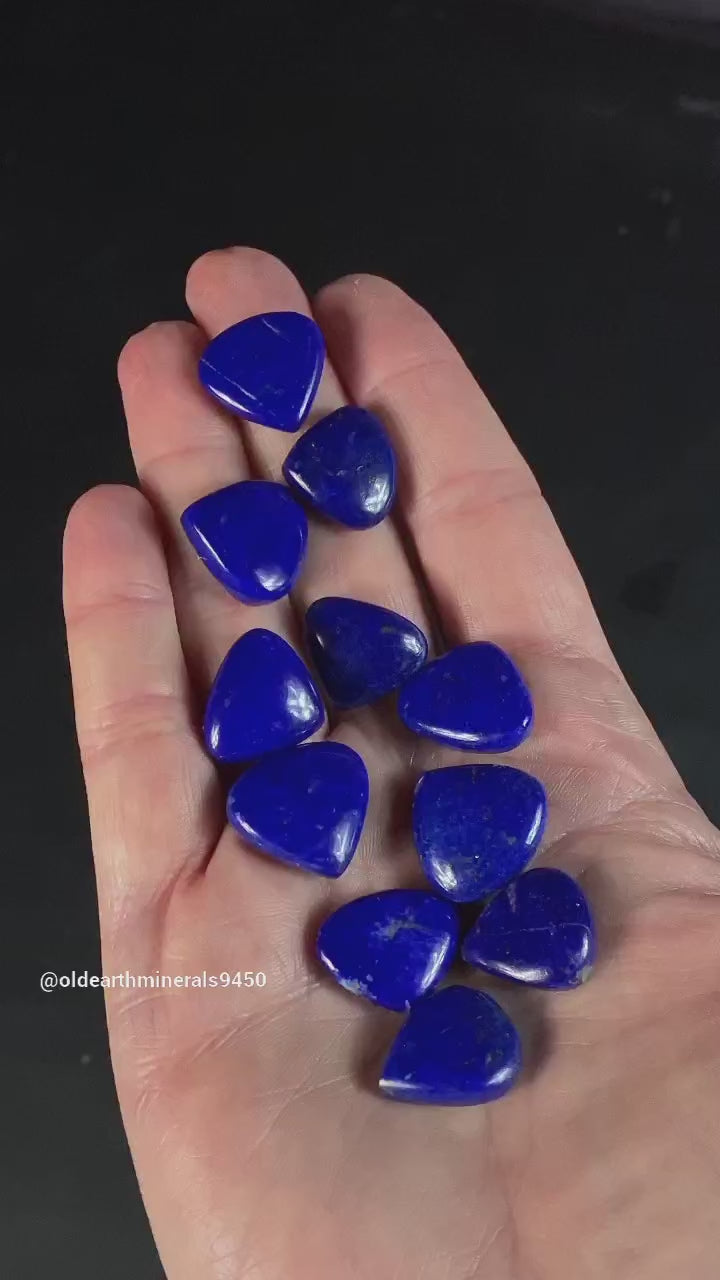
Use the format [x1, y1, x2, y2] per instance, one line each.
[410, 467, 542, 531]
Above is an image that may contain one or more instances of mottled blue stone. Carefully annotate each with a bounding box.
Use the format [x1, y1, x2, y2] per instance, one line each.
[317, 890, 458, 1011]
[398, 642, 533, 752]
[463, 867, 596, 988]
[204, 629, 324, 763]
[306, 597, 428, 708]
[379, 985, 522, 1105]
[413, 765, 546, 903]
[199, 312, 325, 431]
[226, 742, 368, 877]
[181, 481, 307, 605]
[282, 405, 396, 528]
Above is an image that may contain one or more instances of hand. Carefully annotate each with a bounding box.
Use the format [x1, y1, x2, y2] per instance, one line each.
[63, 249, 720, 1280]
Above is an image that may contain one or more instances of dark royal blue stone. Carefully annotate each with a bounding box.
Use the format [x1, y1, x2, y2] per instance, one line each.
[413, 764, 546, 902]
[398, 642, 533, 752]
[227, 742, 369, 877]
[282, 405, 396, 528]
[317, 889, 458, 1011]
[181, 481, 307, 605]
[379, 985, 522, 1105]
[306, 597, 428, 708]
[463, 867, 596, 989]
[199, 312, 325, 431]
[204, 629, 324, 763]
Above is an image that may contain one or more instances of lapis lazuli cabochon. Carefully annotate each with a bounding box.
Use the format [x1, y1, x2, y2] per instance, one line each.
[379, 985, 522, 1105]
[282, 405, 396, 528]
[204, 629, 324, 763]
[181, 480, 307, 605]
[306, 596, 428, 708]
[317, 890, 458, 1011]
[199, 312, 325, 431]
[413, 764, 546, 902]
[398, 641, 533, 752]
[463, 867, 596, 988]
[227, 742, 368, 877]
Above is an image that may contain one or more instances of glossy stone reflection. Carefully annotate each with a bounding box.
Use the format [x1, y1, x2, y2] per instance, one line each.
[227, 742, 369, 877]
[181, 480, 307, 604]
[413, 764, 546, 902]
[282, 405, 396, 528]
[306, 596, 428, 708]
[204, 629, 324, 763]
[379, 985, 522, 1105]
[199, 312, 325, 431]
[398, 641, 533, 752]
[317, 890, 458, 1011]
[463, 867, 596, 988]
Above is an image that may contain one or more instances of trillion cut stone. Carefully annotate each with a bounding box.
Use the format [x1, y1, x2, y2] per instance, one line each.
[317, 889, 458, 1011]
[398, 641, 533, 752]
[463, 867, 596, 988]
[204, 629, 324, 763]
[227, 742, 368, 877]
[413, 764, 546, 902]
[283, 405, 396, 528]
[181, 480, 307, 604]
[199, 312, 324, 431]
[379, 985, 522, 1105]
[306, 596, 428, 708]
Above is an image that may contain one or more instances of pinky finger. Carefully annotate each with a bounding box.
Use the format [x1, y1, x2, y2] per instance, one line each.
[63, 485, 220, 945]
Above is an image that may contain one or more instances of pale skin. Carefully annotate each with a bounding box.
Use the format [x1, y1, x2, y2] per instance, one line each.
[63, 248, 720, 1280]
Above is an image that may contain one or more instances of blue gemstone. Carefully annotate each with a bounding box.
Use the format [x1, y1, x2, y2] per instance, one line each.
[317, 890, 458, 1011]
[204, 629, 324, 763]
[227, 742, 369, 877]
[413, 764, 546, 902]
[306, 597, 428, 708]
[282, 405, 396, 528]
[463, 867, 596, 988]
[398, 641, 533, 752]
[199, 312, 325, 431]
[379, 985, 522, 1105]
[181, 481, 307, 605]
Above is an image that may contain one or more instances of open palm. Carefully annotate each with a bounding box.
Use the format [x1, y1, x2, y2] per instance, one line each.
[64, 249, 720, 1280]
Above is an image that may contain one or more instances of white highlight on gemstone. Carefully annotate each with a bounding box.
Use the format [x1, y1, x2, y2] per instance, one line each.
[255, 564, 287, 592]
[284, 678, 319, 724]
[526, 805, 544, 847]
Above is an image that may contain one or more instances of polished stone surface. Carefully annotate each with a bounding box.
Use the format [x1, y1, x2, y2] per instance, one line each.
[204, 629, 324, 763]
[199, 312, 325, 431]
[227, 742, 368, 877]
[317, 889, 458, 1011]
[398, 641, 533, 751]
[181, 480, 307, 604]
[379, 985, 522, 1105]
[413, 764, 546, 902]
[306, 596, 428, 708]
[463, 867, 596, 988]
[282, 405, 396, 528]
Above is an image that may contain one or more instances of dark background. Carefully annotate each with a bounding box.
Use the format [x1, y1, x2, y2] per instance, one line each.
[5, 1, 720, 1275]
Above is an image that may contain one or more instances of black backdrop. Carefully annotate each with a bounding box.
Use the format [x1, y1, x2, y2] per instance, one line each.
[5, 1, 720, 1275]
